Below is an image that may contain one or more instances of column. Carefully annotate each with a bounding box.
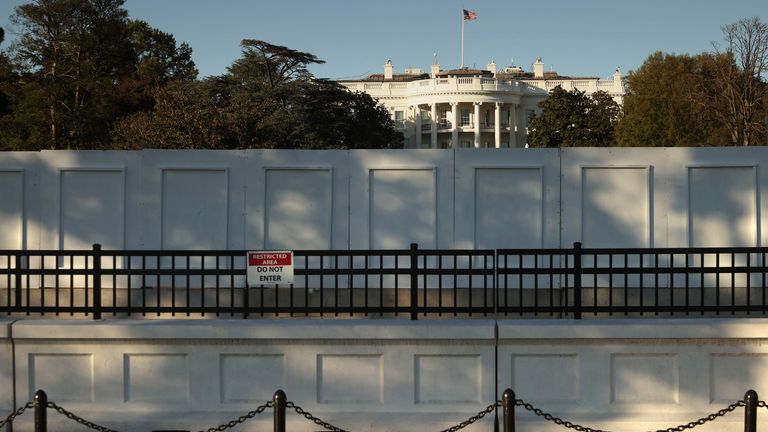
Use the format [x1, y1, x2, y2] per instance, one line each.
[415, 106, 422, 148]
[450, 102, 459, 148]
[430, 103, 437, 149]
[473, 102, 481, 148]
[494, 102, 501, 148]
[509, 104, 517, 148]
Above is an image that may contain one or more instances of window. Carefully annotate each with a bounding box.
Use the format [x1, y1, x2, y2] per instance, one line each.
[394, 111, 404, 128]
[460, 139, 472, 148]
[460, 109, 470, 126]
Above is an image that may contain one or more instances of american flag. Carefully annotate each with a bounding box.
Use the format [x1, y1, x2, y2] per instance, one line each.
[463, 9, 478, 20]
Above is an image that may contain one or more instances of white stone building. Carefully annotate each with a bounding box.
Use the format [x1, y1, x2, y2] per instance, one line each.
[338, 58, 625, 148]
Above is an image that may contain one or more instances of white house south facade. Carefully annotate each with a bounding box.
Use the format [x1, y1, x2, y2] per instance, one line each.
[338, 58, 625, 149]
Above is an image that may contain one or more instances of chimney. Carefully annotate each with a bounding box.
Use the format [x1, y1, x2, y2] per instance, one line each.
[533, 58, 544, 78]
[613, 67, 623, 90]
[487, 61, 497, 75]
[430, 63, 440, 78]
[384, 60, 393, 80]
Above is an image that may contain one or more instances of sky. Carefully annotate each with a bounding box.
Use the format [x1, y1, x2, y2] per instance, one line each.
[0, 0, 766, 81]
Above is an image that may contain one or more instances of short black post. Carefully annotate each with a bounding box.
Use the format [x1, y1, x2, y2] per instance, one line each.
[573, 242, 582, 320]
[744, 389, 758, 432]
[34, 390, 47, 432]
[92, 244, 102, 320]
[273, 389, 286, 432]
[502, 389, 515, 432]
[410, 243, 419, 321]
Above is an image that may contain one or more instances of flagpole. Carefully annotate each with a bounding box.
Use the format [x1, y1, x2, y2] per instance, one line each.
[460, 8, 464, 68]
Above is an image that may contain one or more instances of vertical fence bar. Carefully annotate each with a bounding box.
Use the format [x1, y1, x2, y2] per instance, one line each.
[410, 243, 419, 321]
[273, 390, 286, 432]
[92, 244, 102, 320]
[744, 389, 757, 432]
[15, 251, 23, 309]
[503, 389, 515, 432]
[573, 242, 582, 320]
[34, 389, 47, 432]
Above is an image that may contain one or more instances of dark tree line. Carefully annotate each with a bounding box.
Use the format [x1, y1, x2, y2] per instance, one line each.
[530, 16, 768, 148]
[0, 0, 402, 150]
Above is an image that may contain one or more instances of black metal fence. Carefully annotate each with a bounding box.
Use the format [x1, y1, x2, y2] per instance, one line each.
[2, 243, 768, 319]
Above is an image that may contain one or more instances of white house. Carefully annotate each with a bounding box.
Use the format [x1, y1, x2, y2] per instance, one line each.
[338, 58, 625, 149]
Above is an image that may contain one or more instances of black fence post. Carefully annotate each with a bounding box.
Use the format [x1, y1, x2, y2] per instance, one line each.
[92, 244, 102, 320]
[34, 389, 47, 432]
[744, 389, 758, 432]
[502, 389, 515, 432]
[410, 243, 419, 321]
[273, 389, 286, 432]
[14, 251, 23, 309]
[573, 242, 582, 320]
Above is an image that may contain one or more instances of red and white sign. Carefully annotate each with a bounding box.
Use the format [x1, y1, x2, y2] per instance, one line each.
[247, 251, 294, 286]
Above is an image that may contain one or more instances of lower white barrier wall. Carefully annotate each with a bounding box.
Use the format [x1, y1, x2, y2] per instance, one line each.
[498, 319, 768, 432]
[10, 320, 497, 432]
[0, 320, 13, 416]
[5, 319, 768, 432]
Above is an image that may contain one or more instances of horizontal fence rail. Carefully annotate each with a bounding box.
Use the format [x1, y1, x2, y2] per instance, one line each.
[2, 243, 768, 319]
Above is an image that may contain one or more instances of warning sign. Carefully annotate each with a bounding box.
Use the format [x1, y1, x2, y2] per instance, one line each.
[247, 251, 294, 286]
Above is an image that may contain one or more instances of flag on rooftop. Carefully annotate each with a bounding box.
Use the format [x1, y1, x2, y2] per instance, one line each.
[463, 9, 477, 20]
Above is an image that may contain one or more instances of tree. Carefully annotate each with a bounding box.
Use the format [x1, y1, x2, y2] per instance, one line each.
[8, 0, 135, 149]
[616, 52, 729, 147]
[697, 17, 768, 146]
[114, 39, 403, 149]
[527, 86, 620, 147]
[1, 0, 198, 150]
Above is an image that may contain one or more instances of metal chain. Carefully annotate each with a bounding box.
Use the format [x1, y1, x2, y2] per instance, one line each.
[651, 401, 744, 432]
[759, 400, 768, 410]
[198, 401, 274, 432]
[516, 397, 745, 432]
[0, 402, 33, 429]
[437, 400, 502, 432]
[287, 401, 350, 432]
[47, 401, 119, 432]
[515, 399, 610, 432]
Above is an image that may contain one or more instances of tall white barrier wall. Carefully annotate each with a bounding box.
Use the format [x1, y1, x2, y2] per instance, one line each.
[2, 148, 768, 254]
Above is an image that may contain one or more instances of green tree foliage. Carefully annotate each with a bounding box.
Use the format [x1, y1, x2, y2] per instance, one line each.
[6, 0, 135, 149]
[617, 17, 768, 147]
[616, 52, 727, 147]
[526, 87, 620, 147]
[0, 0, 198, 150]
[114, 40, 403, 149]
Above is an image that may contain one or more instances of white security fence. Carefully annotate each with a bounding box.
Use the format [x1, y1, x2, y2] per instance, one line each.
[2, 319, 768, 432]
[1, 148, 767, 254]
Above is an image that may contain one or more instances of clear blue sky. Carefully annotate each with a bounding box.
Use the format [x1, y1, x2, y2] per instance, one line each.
[1, 0, 766, 80]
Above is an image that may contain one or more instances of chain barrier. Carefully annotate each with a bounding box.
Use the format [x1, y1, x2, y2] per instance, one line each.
[651, 400, 744, 432]
[0, 395, 762, 432]
[437, 400, 502, 432]
[515, 398, 610, 432]
[198, 400, 274, 432]
[514, 398, 745, 432]
[287, 401, 350, 432]
[47, 401, 119, 432]
[0, 402, 33, 429]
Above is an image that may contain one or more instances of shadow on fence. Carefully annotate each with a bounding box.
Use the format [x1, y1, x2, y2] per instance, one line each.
[1, 388, 765, 432]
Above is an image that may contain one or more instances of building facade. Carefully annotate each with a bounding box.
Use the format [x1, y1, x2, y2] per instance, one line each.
[338, 59, 625, 148]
